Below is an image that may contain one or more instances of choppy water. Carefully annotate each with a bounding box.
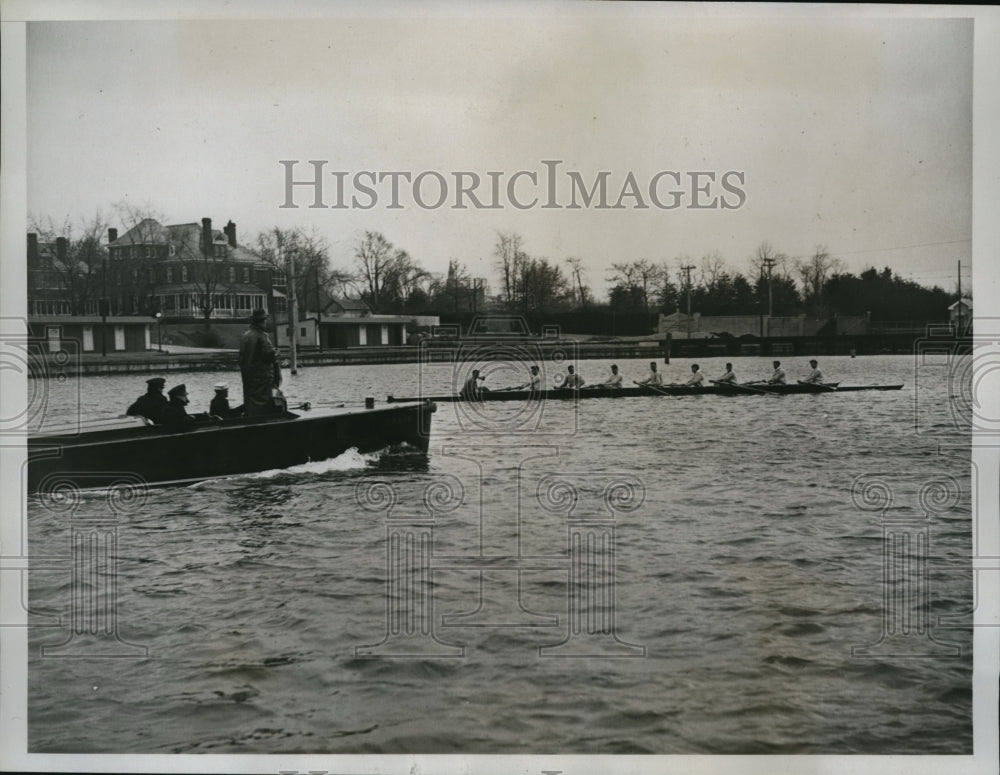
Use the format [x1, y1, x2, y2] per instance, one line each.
[25, 354, 972, 753]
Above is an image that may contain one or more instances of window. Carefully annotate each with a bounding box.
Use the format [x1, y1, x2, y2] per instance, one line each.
[148, 268, 155, 284]
[215, 245, 225, 258]
[145, 247, 153, 258]
[242, 267, 250, 283]
[272, 269, 287, 286]
[300, 327, 307, 338]
[132, 268, 138, 283]
[181, 266, 188, 282]
[229, 266, 236, 282]
[165, 267, 173, 283]
[168, 244, 176, 256]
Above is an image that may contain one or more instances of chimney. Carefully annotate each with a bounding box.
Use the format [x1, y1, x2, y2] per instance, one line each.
[201, 217, 213, 257]
[27, 232, 38, 264]
[224, 220, 237, 248]
[56, 237, 68, 265]
[108, 227, 118, 244]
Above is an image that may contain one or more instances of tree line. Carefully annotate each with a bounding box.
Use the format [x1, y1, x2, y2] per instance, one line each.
[29, 207, 958, 324]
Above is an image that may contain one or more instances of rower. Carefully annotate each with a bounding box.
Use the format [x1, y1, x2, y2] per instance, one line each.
[596, 364, 623, 389]
[636, 361, 663, 387]
[685, 364, 705, 387]
[161, 384, 195, 431]
[512, 365, 542, 391]
[126, 377, 168, 424]
[558, 364, 585, 390]
[802, 359, 824, 384]
[460, 369, 487, 398]
[716, 363, 737, 384]
[767, 360, 787, 385]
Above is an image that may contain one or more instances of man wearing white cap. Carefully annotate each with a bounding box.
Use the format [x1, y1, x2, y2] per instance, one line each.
[208, 382, 238, 418]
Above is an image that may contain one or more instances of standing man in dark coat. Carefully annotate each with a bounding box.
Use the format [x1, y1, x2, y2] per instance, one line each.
[126, 377, 169, 423]
[239, 308, 281, 417]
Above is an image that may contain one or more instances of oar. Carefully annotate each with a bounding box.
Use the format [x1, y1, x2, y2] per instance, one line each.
[798, 380, 837, 392]
[632, 380, 673, 396]
[710, 379, 780, 397]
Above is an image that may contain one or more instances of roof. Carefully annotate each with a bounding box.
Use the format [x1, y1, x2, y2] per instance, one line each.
[948, 298, 972, 310]
[109, 218, 259, 264]
[29, 315, 155, 324]
[331, 297, 371, 312]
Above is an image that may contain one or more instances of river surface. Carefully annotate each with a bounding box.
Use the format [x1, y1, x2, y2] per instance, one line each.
[25, 354, 972, 754]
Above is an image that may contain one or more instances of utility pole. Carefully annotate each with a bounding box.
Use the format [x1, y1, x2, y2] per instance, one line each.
[101, 257, 108, 357]
[287, 247, 298, 375]
[762, 256, 776, 340]
[314, 265, 323, 353]
[956, 260, 962, 337]
[682, 264, 695, 339]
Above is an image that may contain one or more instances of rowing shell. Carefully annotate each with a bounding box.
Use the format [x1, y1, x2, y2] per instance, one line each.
[387, 383, 904, 403]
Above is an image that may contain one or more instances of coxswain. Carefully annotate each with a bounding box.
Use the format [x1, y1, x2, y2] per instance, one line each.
[239, 309, 281, 417]
[596, 364, 623, 388]
[767, 360, 787, 385]
[558, 364, 585, 390]
[209, 382, 242, 418]
[126, 377, 168, 424]
[460, 369, 487, 398]
[685, 364, 705, 387]
[637, 361, 663, 387]
[802, 359, 824, 384]
[716, 363, 737, 384]
[512, 364, 542, 391]
[161, 384, 195, 431]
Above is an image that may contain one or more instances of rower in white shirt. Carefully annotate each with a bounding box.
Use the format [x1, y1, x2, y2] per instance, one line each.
[716, 363, 737, 384]
[558, 364, 585, 390]
[636, 361, 663, 386]
[767, 360, 787, 385]
[595, 364, 624, 388]
[801, 359, 824, 384]
[512, 364, 542, 391]
[685, 364, 705, 387]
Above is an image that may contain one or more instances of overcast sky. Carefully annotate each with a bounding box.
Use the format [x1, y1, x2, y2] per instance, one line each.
[24, 7, 974, 298]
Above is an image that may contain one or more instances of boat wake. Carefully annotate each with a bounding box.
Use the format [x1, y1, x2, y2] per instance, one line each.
[186, 447, 383, 488]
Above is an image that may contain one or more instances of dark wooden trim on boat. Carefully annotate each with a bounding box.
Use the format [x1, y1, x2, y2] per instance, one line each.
[387, 384, 903, 402]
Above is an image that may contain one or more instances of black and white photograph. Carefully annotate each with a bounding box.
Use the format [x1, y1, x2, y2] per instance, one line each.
[1, 2, 997, 774]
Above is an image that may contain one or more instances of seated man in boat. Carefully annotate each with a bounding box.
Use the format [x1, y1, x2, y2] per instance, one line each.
[801, 359, 824, 384]
[716, 363, 737, 384]
[558, 365, 585, 390]
[636, 361, 663, 387]
[161, 384, 196, 431]
[594, 364, 623, 388]
[767, 360, 787, 385]
[209, 382, 243, 418]
[126, 376, 169, 424]
[460, 369, 487, 398]
[239, 309, 282, 417]
[511, 364, 541, 392]
[685, 364, 705, 387]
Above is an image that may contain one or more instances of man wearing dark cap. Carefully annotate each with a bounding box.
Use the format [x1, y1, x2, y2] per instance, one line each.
[161, 384, 195, 430]
[126, 377, 169, 424]
[239, 308, 281, 417]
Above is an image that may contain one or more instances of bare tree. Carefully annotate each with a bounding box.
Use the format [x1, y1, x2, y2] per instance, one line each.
[493, 231, 526, 308]
[252, 226, 354, 313]
[796, 246, 842, 316]
[699, 250, 727, 287]
[28, 211, 110, 315]
[607, 259, 662, 314]
[566, 257, 591, 307]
